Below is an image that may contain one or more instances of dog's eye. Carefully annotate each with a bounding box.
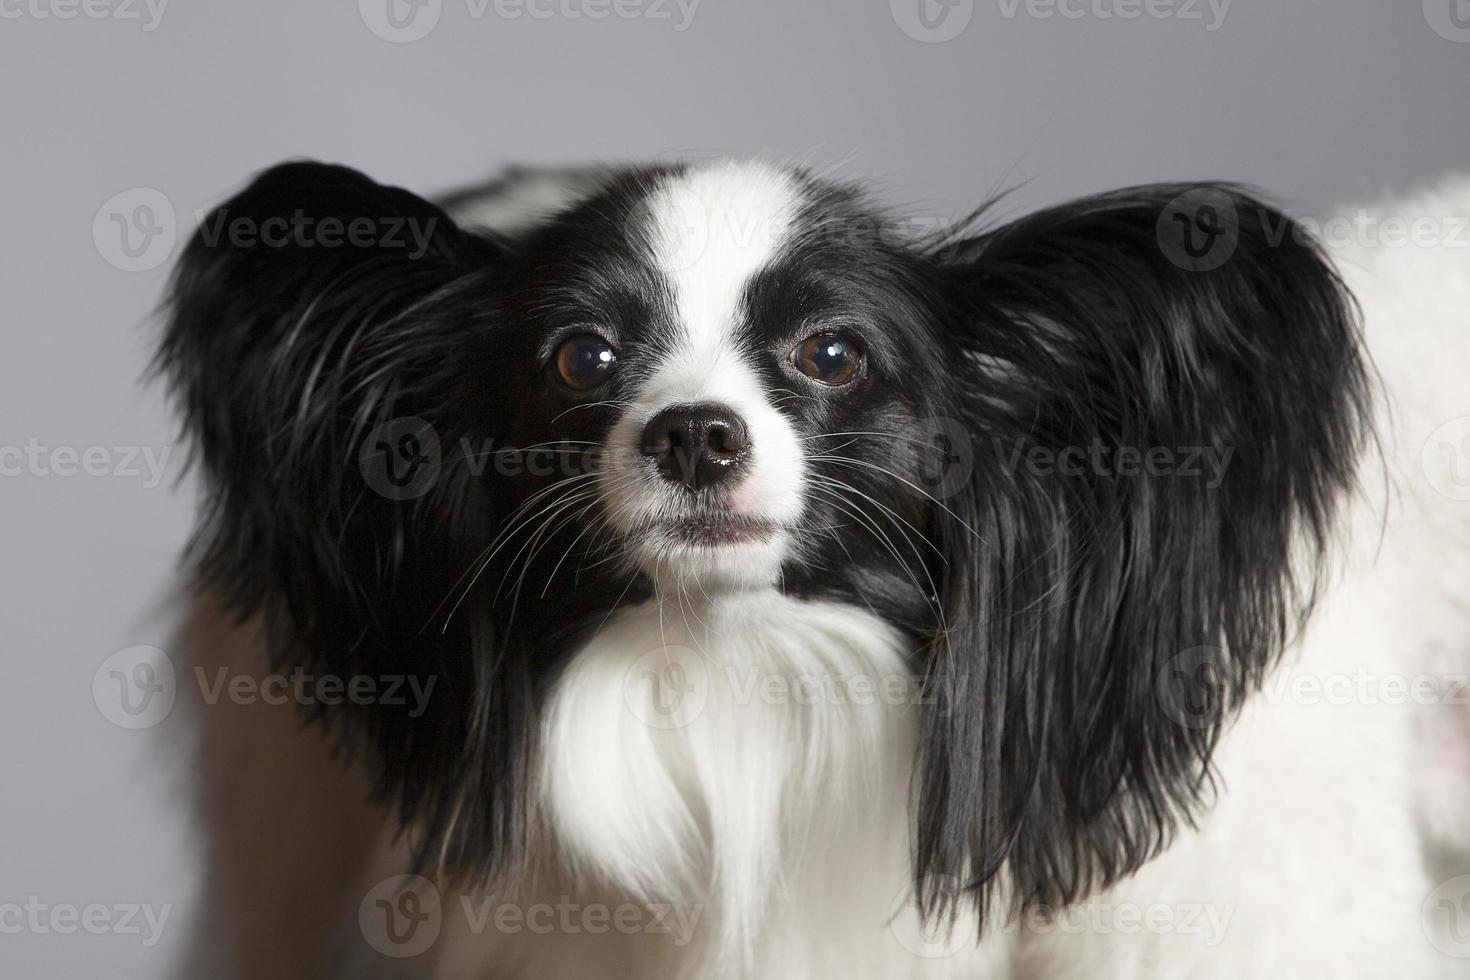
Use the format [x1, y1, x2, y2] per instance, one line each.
[793, 334, 864, 386]
[554, 334, 619, 391]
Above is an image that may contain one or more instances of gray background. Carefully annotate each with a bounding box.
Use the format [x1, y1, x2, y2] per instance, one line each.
[1, 1, 1466, 976]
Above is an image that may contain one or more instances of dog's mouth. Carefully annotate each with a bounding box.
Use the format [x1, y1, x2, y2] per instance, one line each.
[644, 515, 780, 546]
[611, 507, 793, 587]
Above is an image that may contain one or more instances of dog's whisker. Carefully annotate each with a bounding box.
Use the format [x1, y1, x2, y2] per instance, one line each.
[494, 489, 600, 603]
[436, 473, 602, 631]
[809, 454, 985, 542]
[807, 483, 943, 625]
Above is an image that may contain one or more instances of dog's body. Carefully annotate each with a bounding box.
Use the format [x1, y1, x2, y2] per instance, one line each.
[168, 162, 1470, 979]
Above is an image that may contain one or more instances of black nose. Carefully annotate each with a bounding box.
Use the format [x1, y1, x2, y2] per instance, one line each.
[641, 404, 751, 491]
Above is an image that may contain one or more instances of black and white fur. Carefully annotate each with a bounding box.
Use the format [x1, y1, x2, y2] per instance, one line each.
[161, 159, 1470, 978]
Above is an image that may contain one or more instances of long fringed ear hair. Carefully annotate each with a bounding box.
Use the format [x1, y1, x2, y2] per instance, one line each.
[913, 185, 1372, 930]
[158, 162, 540, 883]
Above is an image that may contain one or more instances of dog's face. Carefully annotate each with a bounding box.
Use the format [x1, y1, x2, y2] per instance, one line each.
[161, 159, 1369, 931]
[471, 163, 944, 615]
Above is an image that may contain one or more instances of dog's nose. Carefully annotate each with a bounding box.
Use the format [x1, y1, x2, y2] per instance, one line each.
[640, 404, 751, 491]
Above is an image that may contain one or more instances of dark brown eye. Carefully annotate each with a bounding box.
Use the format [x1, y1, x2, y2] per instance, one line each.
[793, 334, 863, 386]
[554, 334, 619, 391]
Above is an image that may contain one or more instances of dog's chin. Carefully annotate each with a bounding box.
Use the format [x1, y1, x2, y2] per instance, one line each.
[624, 517, 789, 592]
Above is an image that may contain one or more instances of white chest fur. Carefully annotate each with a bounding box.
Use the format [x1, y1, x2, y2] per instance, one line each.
[526, 593, 993, 978]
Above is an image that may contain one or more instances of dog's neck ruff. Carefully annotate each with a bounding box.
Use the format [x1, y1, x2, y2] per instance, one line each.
[539, 591, 928, 970]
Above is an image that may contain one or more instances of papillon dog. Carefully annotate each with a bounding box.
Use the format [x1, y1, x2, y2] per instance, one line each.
[161, 159, 1470, 979]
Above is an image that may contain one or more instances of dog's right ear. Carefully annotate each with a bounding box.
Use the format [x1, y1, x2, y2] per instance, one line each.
[910, 184, 1371, 936]
[163, 161, 498, 493]
[159, 161, 517, 854]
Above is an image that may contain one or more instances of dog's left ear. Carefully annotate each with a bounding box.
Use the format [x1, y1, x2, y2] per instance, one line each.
[912, 185, 1372, 930]
[158, 161, 537, 878]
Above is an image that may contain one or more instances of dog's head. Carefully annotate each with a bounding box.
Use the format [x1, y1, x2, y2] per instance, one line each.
[161, 159, 1368, 928]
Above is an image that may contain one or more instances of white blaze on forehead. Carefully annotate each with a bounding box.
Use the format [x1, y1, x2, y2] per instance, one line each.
[645, 160, 802, 372]
[598, 161, 808, 584]
[643, 162, 806, 510]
